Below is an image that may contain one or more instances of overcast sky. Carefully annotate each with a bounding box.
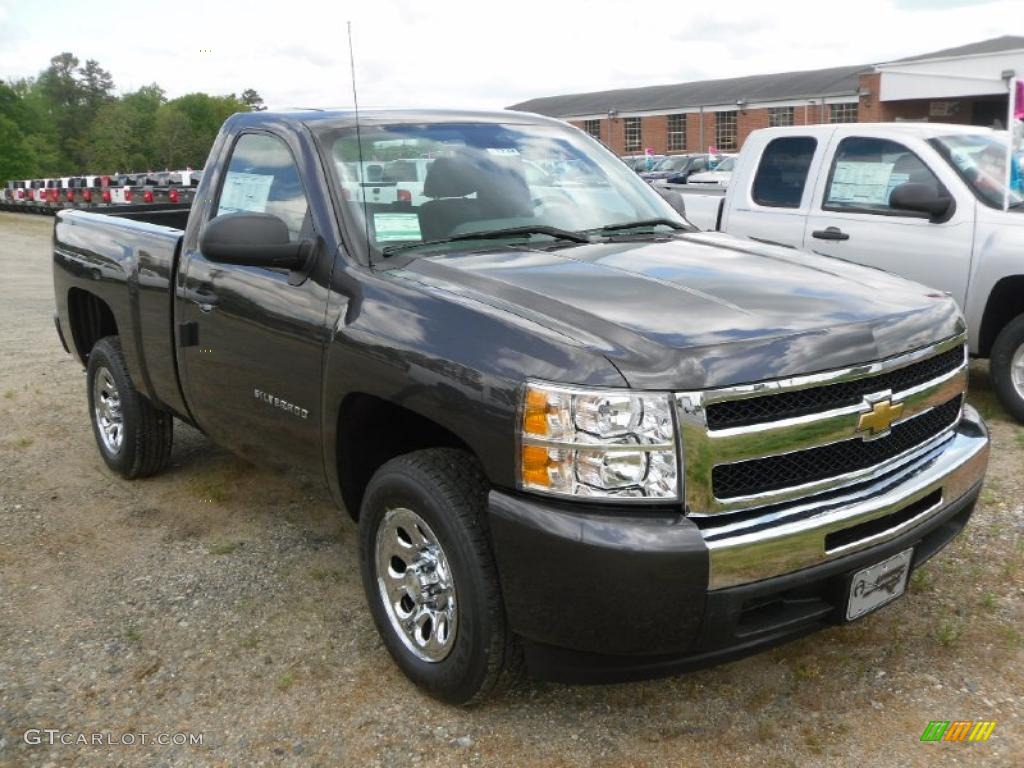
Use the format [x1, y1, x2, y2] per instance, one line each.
[0, 0, 1018, 110]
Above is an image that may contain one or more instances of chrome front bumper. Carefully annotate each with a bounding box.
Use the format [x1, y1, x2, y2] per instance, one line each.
[702, 404, 989, 589]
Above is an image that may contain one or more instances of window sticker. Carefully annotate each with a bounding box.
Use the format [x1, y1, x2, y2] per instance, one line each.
[374, 212, 422, 242]
[829, 161, 898, 205]
[218, 172, 274, 214]
[486, 148, 520, 156]
[885, 171, 911, 199]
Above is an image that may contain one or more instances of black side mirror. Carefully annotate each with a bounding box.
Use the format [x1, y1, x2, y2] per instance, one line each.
[200, 212, 310, 269]
[889, 182, 954, 222]
[655, 188, 686, 216]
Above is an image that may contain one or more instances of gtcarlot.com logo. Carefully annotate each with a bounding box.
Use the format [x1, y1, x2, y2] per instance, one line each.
[921, 720, 997, 742]
[24, 729, 204, 747]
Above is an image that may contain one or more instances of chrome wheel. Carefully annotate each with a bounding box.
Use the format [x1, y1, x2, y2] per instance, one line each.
[1013, 343, 1024, 401]
[375, 507, 457, 662]
[93, 365, 123, 454]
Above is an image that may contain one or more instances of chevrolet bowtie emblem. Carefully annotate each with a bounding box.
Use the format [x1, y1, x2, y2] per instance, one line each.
[857, 397, 904, 439]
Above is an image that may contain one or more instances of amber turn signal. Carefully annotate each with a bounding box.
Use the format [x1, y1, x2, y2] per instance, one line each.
[521, 444, 552, 487]
[523, 387, 552, 436]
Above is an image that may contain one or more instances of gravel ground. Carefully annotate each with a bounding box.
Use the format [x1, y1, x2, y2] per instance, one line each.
[0, 210, 1022, 767]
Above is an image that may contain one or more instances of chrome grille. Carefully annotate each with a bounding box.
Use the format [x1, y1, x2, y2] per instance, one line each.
[712, 396, 962, 498]
[705, 345, 965, 430]
[677, 335, 968, 516]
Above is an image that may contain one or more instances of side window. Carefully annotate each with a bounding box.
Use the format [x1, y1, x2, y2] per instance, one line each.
[824, 137, 941, 214]
[214, 133, 310, 241]
[752, 136, 817, 208]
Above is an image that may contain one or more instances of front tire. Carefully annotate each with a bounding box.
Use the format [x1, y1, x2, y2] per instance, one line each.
[990, 314, 1024, 423]
[86, 336, 173, 478]
[358, 448, 516, 705]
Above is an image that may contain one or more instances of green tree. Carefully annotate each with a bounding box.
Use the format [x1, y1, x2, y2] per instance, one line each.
[87, 84, 165, 171]
[36, 53, 83, 167]
[153, 104, 194, 169]
[0, 52, 264, 181]
[241, 88, 266, 111]
[160, 92, 249, 167]
[0, 79, 59, 179]
[0, 115, 36, 181]
[79, 59, 115, 112]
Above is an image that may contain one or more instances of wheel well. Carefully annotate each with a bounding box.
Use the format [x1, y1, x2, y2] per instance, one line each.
[67, 288, 117, 363]
[336, 394, 472, 519]
[978, 276, 1024, 357]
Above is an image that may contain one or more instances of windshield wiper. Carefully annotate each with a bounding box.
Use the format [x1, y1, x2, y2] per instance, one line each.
[381, 225, 590, 257]
[594, 218, 689, 233]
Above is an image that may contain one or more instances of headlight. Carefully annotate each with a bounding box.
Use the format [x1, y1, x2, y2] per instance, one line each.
[518, 382, 679, 501]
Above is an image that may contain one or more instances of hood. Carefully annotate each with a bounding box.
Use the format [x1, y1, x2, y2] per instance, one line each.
[688, 171, 730, 184]
[398, 232, 964, 390]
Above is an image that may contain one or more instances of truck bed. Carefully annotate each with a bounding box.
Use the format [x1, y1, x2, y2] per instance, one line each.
[674, 188, 725, 231]
[53, 206, 189, 415]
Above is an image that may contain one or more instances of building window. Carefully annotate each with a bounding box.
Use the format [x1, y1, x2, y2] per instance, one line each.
[584, 119, 601, 140]
[667, 114, 687, 151]
[768, 107, 794, 127]
[715, 111, 737, 151]
[829, 103, 859, 123]
[623, 117, 642, 151]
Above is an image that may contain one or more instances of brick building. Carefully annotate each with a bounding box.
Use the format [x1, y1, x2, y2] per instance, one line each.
[509, 36, 1024, 156]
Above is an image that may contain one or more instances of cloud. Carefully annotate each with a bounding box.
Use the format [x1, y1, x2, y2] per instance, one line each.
[0, 0, 1018, 110]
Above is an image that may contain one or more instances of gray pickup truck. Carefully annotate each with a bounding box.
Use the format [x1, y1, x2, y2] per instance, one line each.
[53, 108, 989, 704]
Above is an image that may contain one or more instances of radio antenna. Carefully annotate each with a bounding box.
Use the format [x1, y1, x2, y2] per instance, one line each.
[347, 21, 373, 265]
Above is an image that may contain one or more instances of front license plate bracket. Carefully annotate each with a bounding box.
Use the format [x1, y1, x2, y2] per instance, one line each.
[846, 547, 914, 621]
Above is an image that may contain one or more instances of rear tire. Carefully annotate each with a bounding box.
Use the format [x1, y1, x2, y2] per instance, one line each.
[990, 314, 1024, 423]
[358, 448, 517, 705]
[86, 336, 173, 478]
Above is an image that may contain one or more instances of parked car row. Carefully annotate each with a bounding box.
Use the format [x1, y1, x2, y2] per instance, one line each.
[1, 170, 202, 214]
[621, 153, 665, 172]
[638, 152, 736, 186]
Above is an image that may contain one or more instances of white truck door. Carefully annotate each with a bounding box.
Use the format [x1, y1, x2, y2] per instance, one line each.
[722, 130, 830, 248]
[801, 131, 973, 307]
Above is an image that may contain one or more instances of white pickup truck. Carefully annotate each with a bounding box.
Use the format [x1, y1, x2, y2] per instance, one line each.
[679, 123, 1024, 421]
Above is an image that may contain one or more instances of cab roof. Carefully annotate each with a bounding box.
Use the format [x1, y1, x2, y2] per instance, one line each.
[230, 108, 569, 131]
[754, 122, 997, 140]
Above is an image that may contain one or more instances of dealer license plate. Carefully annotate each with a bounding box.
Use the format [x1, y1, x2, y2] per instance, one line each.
[846, 548, 913, 621]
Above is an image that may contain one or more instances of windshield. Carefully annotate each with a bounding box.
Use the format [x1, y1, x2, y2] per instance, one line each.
[713, 157, 735, 172]
[654, 156, 688, 172]
[929, 133, 1024, 210]
[319, 121, 686, 258]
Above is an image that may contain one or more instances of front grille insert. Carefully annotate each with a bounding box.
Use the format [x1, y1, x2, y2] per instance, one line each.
[711, 397, 962, 499]
[706, 345, 964, 430]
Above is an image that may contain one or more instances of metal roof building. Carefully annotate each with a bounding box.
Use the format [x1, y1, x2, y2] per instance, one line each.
[509, 64, 869, 119]
[508, 36, 1024, 156]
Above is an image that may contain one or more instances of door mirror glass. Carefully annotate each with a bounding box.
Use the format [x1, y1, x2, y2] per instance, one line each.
[200, 212, 309, 269]
[889, 182, 954, 221]
[654, 188, 686, 216]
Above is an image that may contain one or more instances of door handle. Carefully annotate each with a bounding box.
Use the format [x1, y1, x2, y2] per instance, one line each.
[183, 284, 217, 312]
[811, 226, 850, 241]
